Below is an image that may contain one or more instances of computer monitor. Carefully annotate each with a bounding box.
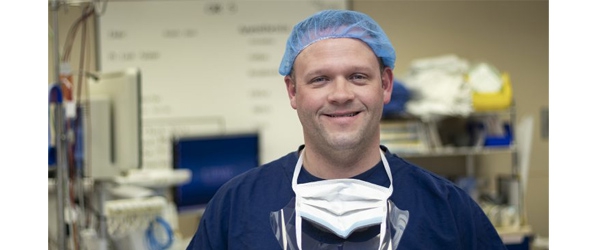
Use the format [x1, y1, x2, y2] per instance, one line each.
[172, 133, 260, 213]
[85, 68, 142, 179]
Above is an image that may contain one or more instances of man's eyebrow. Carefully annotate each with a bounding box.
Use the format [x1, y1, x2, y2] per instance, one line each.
[349, 65, 377, 72]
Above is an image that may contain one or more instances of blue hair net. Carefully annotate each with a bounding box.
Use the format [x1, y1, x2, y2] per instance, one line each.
[279, 9, 396, 76]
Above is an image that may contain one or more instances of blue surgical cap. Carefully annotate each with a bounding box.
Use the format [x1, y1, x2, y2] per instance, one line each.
[279, 9, 396, 76]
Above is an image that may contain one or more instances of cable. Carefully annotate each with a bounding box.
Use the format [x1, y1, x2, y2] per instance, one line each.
[76, 4, 91, 104]
[61, 5, 95, 62]
[68, 7, 94, 250]
[145, 217, 174, 250]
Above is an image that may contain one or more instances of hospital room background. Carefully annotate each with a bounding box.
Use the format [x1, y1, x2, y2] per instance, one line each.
[47, 0, 548, 249]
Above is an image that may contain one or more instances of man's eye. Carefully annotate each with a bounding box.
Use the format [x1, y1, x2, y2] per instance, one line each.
[350, 74, 368, 82]
[310, 77, 327, 84]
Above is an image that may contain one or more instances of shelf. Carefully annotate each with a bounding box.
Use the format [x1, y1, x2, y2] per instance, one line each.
[468, 109, 513, 117]
[390, 145, 515, 158]
[381, 109, 513, 122]
[381, 108, 515, 159]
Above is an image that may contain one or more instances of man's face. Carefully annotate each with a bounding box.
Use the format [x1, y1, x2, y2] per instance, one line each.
[285, 38, 393, 151]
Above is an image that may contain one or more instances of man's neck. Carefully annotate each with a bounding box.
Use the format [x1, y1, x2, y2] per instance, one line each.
[301, 144, 381, 179]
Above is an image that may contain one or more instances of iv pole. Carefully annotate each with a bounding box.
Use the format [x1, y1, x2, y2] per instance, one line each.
[51, 0, 68, 249]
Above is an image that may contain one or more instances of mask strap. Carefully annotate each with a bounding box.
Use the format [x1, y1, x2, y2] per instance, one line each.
[379, 149, 392, 250]
[380, 149, 393, 190]
[291, 150, 304, 190]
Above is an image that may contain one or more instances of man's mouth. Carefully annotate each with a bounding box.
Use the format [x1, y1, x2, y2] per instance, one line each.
[326, 112, 360, 118]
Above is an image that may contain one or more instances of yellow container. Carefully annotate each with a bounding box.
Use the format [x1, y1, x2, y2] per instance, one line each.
[472, 73, 513, 111]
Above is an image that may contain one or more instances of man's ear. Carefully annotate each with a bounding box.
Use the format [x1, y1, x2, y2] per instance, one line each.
[285, 75, 298, 109]
[381, 67, 394, 105]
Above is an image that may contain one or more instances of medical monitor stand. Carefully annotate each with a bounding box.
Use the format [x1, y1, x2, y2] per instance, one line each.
[86, 68, 143, 248]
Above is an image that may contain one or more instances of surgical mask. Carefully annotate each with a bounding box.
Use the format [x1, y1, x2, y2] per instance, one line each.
[291, 149, 393, 250]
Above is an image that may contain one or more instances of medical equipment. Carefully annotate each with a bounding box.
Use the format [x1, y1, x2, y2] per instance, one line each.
[104, 196, 168, 238]
[84, 68, 142, 179]
[145, 217, 174, 250]
[102, 196, 175, 250]
[49, 67, 144, 249]
[171, 133, 260, 213]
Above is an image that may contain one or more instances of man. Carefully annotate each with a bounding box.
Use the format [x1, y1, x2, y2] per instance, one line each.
[187, 9, 507, 250]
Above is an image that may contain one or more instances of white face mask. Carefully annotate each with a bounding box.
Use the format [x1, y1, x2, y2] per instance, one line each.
[292, 149, 393, 250]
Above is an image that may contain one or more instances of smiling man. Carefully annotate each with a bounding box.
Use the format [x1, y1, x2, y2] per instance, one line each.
[187, 10, 507, 250]
[285, 37, 393, 179]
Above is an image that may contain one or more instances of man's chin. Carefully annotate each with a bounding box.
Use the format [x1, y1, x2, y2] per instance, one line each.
[326, 135, 361, 150]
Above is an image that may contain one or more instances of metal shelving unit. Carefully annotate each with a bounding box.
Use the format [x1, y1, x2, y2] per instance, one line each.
[381, 104, 531, 241]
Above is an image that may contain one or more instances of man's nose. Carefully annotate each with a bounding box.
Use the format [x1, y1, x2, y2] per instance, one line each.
[327, 79, 355, 104]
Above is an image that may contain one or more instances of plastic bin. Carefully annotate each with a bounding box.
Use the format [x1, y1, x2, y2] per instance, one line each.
[472, 73, 513, 111]
[484, 124, 512, 147]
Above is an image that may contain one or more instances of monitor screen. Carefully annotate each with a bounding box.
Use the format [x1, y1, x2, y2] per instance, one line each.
[172, 133, 260, 213]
